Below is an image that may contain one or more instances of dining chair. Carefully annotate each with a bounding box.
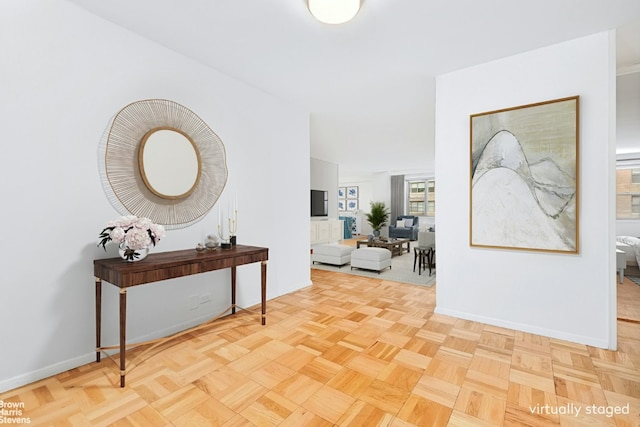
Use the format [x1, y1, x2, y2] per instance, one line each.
[413, 230, 435, 275]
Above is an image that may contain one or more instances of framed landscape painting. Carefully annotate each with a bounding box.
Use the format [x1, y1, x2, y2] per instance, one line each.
[470, 96, 579, 253]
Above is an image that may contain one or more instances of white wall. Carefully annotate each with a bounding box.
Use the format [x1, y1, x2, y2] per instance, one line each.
[435, 31, 617, 348]
[617, 220, 640, 236]
[310, 157, 339, 219]
[0, 1, 310, 391]
[616, 73, 640, 152]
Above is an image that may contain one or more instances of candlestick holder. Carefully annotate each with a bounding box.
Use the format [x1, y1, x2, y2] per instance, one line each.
[218, 224, 231, 249]
[229, 210, 238, 246]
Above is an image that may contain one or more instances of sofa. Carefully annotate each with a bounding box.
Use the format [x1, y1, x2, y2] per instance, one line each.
[388, 215, 419, 240]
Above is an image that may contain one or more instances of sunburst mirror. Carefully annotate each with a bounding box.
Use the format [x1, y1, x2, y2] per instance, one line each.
[99, 99, 228, 229]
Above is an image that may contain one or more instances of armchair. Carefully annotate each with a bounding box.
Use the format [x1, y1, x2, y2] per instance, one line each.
[388, 215, 419, 240]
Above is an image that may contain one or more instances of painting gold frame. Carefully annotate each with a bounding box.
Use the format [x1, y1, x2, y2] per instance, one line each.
[470, 96, 579, 253]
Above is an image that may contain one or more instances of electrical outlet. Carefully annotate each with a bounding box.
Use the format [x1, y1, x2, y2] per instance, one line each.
[200, 293, 212, 304]
[189, 295, 199, 310]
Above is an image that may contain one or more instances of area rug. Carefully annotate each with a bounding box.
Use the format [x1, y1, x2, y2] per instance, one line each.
[625, 275, 640, 286]
[311, 251, 436, 287]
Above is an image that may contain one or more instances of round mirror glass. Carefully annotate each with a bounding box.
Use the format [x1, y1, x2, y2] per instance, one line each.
[139, 128, 201, 199]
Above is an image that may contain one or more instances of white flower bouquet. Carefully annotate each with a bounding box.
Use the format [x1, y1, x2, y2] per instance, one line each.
[98, 215, 165, 260]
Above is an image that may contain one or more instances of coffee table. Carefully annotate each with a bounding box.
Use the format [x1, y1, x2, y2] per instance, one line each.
[356, 238, 410, 257]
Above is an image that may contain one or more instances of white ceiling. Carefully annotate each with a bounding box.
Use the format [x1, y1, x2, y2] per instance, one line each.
[69, 0, 640, 176]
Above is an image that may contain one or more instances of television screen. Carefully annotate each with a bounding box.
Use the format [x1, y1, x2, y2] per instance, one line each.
[311, 189, 328, 217]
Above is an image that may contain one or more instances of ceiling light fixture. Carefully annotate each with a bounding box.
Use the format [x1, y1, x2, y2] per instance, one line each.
[308, 0, 361, 24]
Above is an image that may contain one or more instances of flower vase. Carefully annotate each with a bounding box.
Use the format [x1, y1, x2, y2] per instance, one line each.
[118, 242, 149, 262]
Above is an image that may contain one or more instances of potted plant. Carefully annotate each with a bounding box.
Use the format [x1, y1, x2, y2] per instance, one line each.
[366, 201, 390, 238]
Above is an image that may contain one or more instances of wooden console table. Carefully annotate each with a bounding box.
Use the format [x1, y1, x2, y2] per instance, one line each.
[94, 245, 268, 387]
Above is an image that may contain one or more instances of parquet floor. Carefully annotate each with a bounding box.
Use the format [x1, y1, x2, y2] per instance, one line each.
[2, 268, 639, 426]
[618, 277, 640, 323]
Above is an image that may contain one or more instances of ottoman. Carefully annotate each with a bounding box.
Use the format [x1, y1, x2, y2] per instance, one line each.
[350, 247, 392, 273]
[312, 243, 354, 267]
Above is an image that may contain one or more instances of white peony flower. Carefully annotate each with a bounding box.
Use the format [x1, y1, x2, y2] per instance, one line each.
[125, 227, 152, 250]
[109, 226, 126, 243]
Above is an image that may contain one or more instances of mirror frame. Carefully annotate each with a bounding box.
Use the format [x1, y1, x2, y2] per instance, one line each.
[99, 99, 228, 229]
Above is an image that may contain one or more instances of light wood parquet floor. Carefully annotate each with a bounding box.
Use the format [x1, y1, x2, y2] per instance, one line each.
[1, 268, 639, 426]
[618, 277, 640, 323]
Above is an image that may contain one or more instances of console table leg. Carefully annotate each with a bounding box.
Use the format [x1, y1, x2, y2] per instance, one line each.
[261, 260, 267, 325]
[119, 288, 127, 387]
[231, 266, 237, 314]
[95, 277, 102, 363]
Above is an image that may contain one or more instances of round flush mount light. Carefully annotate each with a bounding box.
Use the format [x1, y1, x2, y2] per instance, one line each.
[308, 0, 361, 24]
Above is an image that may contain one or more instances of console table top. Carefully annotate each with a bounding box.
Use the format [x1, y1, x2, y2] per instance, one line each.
[94, 244, 269, 288]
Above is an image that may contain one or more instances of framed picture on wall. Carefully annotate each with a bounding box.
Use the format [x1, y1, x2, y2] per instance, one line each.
[338, 187, 346, 198]
[338, 199, 346, 211]
[347, 199, 358, 211]
[347, 186, 359, 199]
[470, 95, 579, 253]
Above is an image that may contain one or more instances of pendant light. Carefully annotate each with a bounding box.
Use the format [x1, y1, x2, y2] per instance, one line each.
[308, 0, 361, 24]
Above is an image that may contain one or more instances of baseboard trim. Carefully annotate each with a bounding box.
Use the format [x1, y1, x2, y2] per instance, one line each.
[0, 310, 240, 394]
[0, 353, 96, 393]
[617, 317, 640, 324]
[434, 306, 611, 350]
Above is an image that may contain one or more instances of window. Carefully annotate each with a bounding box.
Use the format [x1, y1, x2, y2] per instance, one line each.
[426, 180, 435, 216]
[616, 167, 640, 219]
[410, 181, 425, 195]
[407, 179, 435, 217]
